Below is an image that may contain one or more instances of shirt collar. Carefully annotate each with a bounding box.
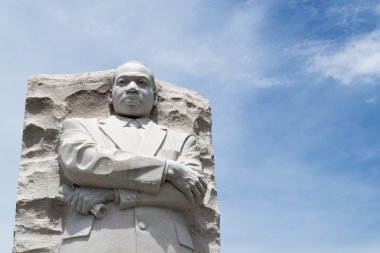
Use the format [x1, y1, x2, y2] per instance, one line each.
[114, 114, 150, 129]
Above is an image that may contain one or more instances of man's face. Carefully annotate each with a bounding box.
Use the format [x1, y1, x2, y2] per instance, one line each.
[112, 62, 155, 118]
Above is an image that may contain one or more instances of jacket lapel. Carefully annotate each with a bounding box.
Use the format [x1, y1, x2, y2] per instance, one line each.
[98, 116, 131, 151]
[140, 121, 167, 156]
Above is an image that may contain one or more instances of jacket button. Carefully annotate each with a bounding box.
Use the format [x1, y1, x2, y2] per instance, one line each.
[138, 221, 146, 230]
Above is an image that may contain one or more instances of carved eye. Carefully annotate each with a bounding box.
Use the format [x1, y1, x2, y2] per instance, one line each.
[138, 80, 147, 86]
[117, 78, 129, 86]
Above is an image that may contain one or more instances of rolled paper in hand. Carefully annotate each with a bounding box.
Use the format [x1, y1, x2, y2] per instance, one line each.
[56, 184, 109, 219]
[90, 204, 108, 219]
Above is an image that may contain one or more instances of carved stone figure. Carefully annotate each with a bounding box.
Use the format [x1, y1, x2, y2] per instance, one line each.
[57, 61, 207, 253]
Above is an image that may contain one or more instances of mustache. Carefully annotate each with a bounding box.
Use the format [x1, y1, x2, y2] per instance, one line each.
[126, 90, 140, 95]
[120, 92, 141, 101]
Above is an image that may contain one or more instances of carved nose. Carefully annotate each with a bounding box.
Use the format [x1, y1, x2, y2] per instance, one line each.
[126, 81, 138, 92]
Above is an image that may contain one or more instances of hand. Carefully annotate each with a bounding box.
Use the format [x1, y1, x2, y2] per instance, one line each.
[67, 187, 115, 215]
[166, 161, 207, 205]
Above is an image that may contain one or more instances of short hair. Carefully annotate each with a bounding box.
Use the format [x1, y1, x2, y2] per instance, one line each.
[112, 60, 157, 98]
[114, 60, 155, 88]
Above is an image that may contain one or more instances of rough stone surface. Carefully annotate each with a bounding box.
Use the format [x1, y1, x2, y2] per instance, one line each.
[13, 70, 220, 253]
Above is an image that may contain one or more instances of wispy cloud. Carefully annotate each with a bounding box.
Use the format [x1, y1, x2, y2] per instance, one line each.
[144, 0, 281, 90]
[374, 4, 380, 15]
[326, 4, 372, 28]
[220, 156, 380, 253]
[308, 29, 380, 85]
[366, 96, 380, 104]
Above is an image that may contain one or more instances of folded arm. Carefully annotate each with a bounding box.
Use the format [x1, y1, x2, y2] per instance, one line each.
[116, 134, 207, 209]
[116, 183, 198, 210]
[58, 118, 166, 194]
[59, 118, 207, 209]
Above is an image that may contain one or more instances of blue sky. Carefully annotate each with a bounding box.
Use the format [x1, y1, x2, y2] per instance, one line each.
[1, 0, 380, 252]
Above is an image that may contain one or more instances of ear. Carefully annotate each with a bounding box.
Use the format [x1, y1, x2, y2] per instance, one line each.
[153, 81, 158, 105]
[109, 88, 113, 105]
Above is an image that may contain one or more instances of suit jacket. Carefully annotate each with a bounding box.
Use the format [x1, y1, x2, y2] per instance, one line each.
[58, 115, 201, 253]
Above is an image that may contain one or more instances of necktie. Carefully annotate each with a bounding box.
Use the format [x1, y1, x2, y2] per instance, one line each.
[124, 119, 142, 153]
[128, 119, 141, 128]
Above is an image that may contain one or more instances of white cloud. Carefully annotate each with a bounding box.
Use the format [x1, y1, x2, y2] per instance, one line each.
[327, 4, 368, 27]
[145, 0, 280, 90]
[366, 95, 380, 104]
[309, 30, 380, 85]
[220, 156, 380, 253]
[375, 4, 380, 15]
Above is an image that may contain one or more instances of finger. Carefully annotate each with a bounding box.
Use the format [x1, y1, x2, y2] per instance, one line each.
[70, 190, 80, 208]
[191, 186, 202, 204]
[183, 185, 195, 205]
[76, 194, 85, 214]
[199, 176, 208, 189]
[66, 189, 77, 202]
[195, 181, 206, 198]
[82, 197, 92, 214]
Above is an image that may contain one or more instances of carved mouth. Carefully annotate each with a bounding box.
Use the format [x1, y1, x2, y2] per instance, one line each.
[122, 94, 140, 105]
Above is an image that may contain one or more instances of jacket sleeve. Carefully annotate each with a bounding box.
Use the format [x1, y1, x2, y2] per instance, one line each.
[177, 134, 202, 172]
[58, 118, 166, 194]
[116, 183, 198, 210]
[117, 134, 203, 209]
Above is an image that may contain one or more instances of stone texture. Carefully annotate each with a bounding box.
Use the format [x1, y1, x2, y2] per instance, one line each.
[13, 70, 220, 253]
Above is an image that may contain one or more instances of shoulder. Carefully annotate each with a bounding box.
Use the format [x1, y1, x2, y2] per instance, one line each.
[154, 122, 197, 146]
[154, 122, 191, 138]
[62, 117, 99, 130]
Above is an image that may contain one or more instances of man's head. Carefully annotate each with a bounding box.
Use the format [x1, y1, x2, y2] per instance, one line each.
[112, 61, 155, 118]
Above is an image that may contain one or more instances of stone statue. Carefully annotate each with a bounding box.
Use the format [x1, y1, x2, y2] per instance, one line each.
[57, 61, 207, 253]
